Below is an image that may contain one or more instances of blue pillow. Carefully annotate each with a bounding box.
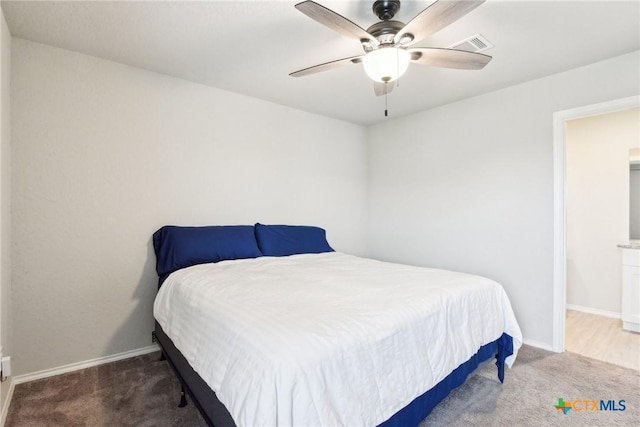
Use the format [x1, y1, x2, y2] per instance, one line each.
[153, 225, 262, 278]
[254, 223, 334, 257]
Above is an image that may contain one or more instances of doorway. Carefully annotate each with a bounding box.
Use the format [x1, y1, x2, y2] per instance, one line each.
[552, 95, 640, 353]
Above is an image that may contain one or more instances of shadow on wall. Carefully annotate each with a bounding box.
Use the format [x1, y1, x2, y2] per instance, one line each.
[102, 237, 158, 358]
[82, 236, 161, 424]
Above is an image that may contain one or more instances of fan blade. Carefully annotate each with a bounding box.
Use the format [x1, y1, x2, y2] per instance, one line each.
[373, 81, 395, 96]
[290, 55, 363, 77]
[409, 47, 491, 70]
[395, 0, 485, 46]
[295, 1, 379, 46]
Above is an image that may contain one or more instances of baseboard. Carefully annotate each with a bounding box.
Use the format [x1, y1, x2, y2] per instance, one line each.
[566, 304, 621, 319]
[13, 344, 160, 385]
[0, 377, 15, 427]
[522, 338, 554, 352]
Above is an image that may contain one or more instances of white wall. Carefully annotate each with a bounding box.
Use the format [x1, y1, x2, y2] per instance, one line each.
[11, 39, 368, 375]
[367, 51, 640, 348]
[566, 108, 640, 314]
[0, 6, 11, 416]
[8, 34, 640, 376]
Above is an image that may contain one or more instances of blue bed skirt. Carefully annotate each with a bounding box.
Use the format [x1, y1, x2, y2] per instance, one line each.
[379, 333, 514, 427]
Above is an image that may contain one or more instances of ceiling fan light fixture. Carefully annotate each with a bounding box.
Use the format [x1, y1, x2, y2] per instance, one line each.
[398, 33, 414, 45]
[363, 47, 410, 83]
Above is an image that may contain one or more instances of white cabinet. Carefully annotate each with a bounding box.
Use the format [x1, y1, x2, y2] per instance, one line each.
[621, 248, 640, 333]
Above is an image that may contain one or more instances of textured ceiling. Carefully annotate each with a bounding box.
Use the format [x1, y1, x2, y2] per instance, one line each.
[2, 0, 639, 125]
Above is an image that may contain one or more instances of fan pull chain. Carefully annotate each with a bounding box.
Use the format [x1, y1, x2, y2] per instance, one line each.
[384, 84, 388, 117]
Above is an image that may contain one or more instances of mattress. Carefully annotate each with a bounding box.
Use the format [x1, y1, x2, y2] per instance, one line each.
[154, 252, 522, 426]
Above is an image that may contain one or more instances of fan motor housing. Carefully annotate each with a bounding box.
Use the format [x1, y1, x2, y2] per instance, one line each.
[366, 20, 404, 45]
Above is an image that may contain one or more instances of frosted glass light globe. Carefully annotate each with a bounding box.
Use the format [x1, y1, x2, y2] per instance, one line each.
[363, 47, 410, 83]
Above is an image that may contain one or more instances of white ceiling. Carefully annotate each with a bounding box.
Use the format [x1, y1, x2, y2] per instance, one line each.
[2, 0, 639, 126]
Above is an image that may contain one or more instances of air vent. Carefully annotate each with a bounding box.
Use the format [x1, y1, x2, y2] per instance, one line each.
[448, 34, 493, 53]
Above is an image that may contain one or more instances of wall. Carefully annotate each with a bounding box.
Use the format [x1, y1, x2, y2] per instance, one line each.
[11, 39, 367, 376]
[367, 51, 640, 348]
[0, 6, 11, 417]
[566, 108, 640, 314]
[8, 36, 640, 377]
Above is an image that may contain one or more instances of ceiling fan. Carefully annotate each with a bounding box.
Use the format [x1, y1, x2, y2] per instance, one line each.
[290, 0, 492, 97]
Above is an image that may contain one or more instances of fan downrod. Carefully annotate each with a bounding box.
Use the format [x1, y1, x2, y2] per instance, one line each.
[372, 0, 401, 21]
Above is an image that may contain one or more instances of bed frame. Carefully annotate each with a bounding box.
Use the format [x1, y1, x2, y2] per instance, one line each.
[154, 322, 235, 427]
[154, 320, 513, 427]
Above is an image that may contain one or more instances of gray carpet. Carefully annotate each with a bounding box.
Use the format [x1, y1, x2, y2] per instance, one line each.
[5, 352, 208, 427]
[422, 345, 639, 427]
[5, 345, 639, 426]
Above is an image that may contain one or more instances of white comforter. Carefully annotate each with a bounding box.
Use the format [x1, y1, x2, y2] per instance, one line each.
[154, 252, 522, 427]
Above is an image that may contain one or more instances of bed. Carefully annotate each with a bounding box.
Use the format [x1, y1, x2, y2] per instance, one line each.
[152, 224, 522, 426]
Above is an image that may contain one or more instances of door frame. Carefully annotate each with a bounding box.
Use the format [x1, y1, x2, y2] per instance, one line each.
[552, 95, 640, 352]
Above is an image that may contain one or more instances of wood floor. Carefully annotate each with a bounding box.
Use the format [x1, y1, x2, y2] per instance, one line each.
[566, 309, 640, 371]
